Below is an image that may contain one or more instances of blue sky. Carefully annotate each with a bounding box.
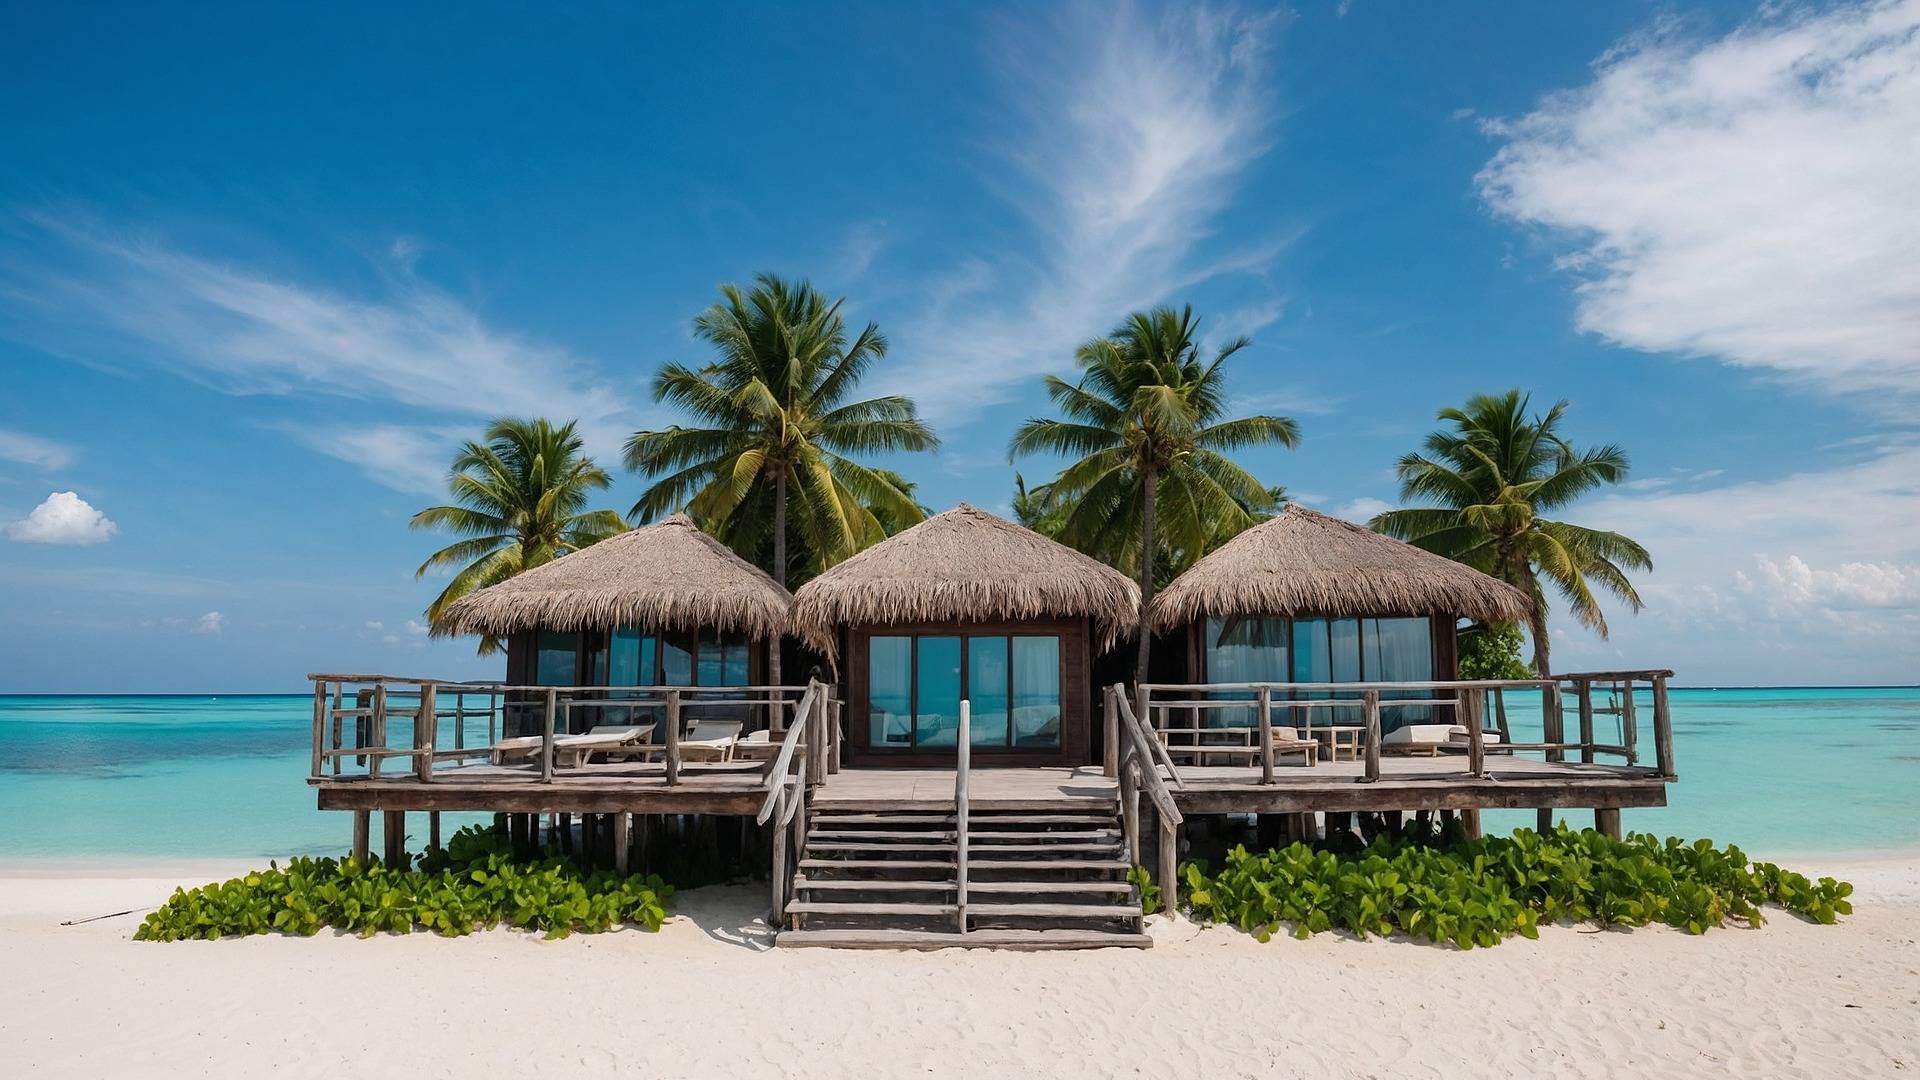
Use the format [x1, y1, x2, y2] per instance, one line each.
[2, 1, 1915, 692]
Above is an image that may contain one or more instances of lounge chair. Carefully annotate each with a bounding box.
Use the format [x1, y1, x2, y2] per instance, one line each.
[1269, 726, 1318, 766]
[488, 723, 654, 767]
[1379, 724, 1504, 757]
[678, 719, 743, 762]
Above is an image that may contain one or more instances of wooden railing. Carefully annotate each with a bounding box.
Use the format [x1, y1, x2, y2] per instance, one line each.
[954, 700, 972, 934]
[308, 673, 834, 788]
[1125, 670, 1675, 783]
[757, 680, 827, 921]
[1105, 686, 1186, 910]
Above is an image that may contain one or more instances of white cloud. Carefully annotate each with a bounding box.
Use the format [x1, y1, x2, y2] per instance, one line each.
[1334, 496, 1391, 522]
[3, 217, 646, 487]
[832, 220, 889, 280]
[1479, 0, 1920, 401]
[5, 491, 117, 545]
[1551, 441, 1920, 682]
[192, 611, 225, 634]
[889, 2, 1291, 420]
[0, 429, 75, 471]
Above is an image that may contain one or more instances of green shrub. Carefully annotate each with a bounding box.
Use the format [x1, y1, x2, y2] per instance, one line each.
[134, 824, 674, 942]
[1178, 826, 1851, 948]
[1127, 864, 1162, 915]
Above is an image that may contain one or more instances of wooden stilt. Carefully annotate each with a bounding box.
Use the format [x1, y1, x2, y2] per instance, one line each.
[382, 810, 405, 866]
[428, 811, 441, 851]
[1158, 818, 1179, 913]
[1460, 808, 1482, 840]
[613, 813, 630, 876]
[1594, 807, 1622, 840]
[1536, 808, 1555, 834]
[1256, 813, 1281, 850]
[351, 810, 370, 862]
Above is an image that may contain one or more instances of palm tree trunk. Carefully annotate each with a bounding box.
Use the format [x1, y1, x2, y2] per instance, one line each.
[770, 464, 787, 692]
[1133, 459, 1157, 688]
[1528, 606, 1551, 679]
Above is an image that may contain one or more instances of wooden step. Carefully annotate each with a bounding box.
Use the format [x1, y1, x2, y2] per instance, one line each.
[968, 902, 1141, 918]
[791, 877, 956, 893]
[807, 830, 956, 842]
[797, 858, 953, 871]
[962, 815, 1118, 826]
[970, 842, 1123, 854]
[784, 901, 958, 917]
[961, 880, 1134, 895]
[963, 830, 1119, 841]
[775, 928, 1152, 950]
[805, 841, 954, 854]
[963, 858, 1131, 872]
[808, 814, 955, 824]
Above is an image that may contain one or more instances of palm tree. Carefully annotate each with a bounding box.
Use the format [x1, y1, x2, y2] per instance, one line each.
[412, 418, 628, 654]
[1371, 390, 1651, 676]
[1009, 305, 1300, 685]
[624, 273, 939, 687]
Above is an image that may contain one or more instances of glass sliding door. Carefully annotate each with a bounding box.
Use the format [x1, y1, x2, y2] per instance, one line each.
[869, 636, 912, 746]
[1203, 616, 1289, 727]
[1363, 617, 1435, 727]
[967, 636, 1011, 747]
[1010, 636, 1062, 748]
[862, 631, 1064, 753]
[535, 630, 580, 686]
[915, 636, 963, 748]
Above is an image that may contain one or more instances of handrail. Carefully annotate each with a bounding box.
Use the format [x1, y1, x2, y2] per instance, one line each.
[1111, 688, 1182, 826]
[955, 700, 971, 935]
[756, 680, 823, 825]
[1121, 688, 1185, 790]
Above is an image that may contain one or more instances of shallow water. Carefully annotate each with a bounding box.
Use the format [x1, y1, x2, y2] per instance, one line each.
[0, 689, 1914, 863]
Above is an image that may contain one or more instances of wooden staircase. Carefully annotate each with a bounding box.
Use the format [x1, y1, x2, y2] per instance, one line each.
[776, 805, 1151, 949]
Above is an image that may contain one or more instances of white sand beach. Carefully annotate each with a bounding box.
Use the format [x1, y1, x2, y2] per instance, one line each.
[2, 854, 1916, 1080]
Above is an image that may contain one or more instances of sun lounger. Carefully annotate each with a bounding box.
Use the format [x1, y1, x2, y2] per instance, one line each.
[678, 720, 743, 762]
[1379, 724, 1504, 756]
[1269, 726, 1319, 766]
[488, 723, 654, 767]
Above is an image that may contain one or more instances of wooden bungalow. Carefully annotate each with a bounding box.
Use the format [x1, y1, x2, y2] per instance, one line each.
[437, 513, 794, 736]
[790, 503, 1138, 768]
[1149, 503, 1532, 718]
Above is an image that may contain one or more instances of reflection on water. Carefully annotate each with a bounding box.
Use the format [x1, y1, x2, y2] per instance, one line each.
[1, 688, 1917, 861]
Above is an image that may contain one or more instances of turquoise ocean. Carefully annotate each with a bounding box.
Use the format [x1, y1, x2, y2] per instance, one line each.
[0, 688, 1915, 865]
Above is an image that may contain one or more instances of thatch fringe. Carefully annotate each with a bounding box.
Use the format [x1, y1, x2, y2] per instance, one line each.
[1149, 504, 1532, 630]
[790, 504, 1141, 655]
[437, 513, 792, 639]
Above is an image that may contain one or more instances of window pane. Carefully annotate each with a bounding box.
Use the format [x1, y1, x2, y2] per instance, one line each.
[723, 633, 750, 687]
[1291, 619, 1331, 687]
[915, 636, 963, 748]
[608, 629, 644, 686]
[696, 628, 725, 687]
[535, 630, 578, 686]
[1205, 616, 1288, 727]
[1328, 618, 1363, 722]
[662, 633, 693, 686]
[869, 636, 912, 746]
[967, 637, 1010, 747]
[1367, 617, 1434, 729]
[1011, 636, 1062, 748]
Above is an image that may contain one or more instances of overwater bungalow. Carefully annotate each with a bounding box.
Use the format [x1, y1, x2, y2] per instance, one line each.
[306, 503, 1676, 948]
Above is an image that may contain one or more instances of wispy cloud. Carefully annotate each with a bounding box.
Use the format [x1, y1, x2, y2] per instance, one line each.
[1479, 0, 1920, 402]
[1, 214, 645, 489]
[0, 429, 75, 471]
[887, 2, 1291, 420]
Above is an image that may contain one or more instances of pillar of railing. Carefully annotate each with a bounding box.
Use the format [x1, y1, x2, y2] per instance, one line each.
[1256, 686, 1275, 785]
[664, 689, 682, 786]
[1361, 690, 1381, 783]
[310, 680, 327, 779]
[1576, 678, 1595, 764]
[1620, 679, 1639, 764]
[1652, 674, 1676, 779]
[1544, 682, 1566, 764]
[1102, 690, 1119, 778]
[415, 681, 436, 782]
[539, 688, 558, 783]
[955, 700, 971, 934]
[370, 682, 388, 778]
[1463, 687, 1486, 778]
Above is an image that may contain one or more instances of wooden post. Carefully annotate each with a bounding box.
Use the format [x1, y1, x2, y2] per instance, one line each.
[1577, 679, 1595, 764]
[1119, 752, 1140, 865]
[351, 810, 370, 862]
[1460, 808, 1482, 840]
[770, 792, 789, 921]
[1535, 808, 1554, 833]
[309, 681, 326, 778]
[956, 699, 970, 934]
[1544, 683, 1566, 764]
[330, 682, 344, 775]
[370, 682, 388, 777]
[429, 811, 442, 850]
[613, 813, 630, 876]
[1620, 679, 1639, 764]
[1362, 690, 1381, 783]
[1102, 689, 1119, 778]
[1464, 689, 1486, 778]
[382, 810, 405, 866]
[829, 697, 843, 774]
[540, 688, 558, 783]
[1594, 807, 1622, 840]
[1493, 688, 1512, 746]
[1257, 687, 1275, 785]
[665, 690, 682, 787]
[1652, 674, 1676, 779]
[415, 682, 436, 782]
[1158, 818, 1179, 914]
[453, 689, 465, 751]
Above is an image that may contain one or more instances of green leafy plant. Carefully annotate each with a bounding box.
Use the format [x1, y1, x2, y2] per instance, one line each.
[1127, 864, 1162, 916]
[135, 825, 675, 942]
[1176, 827, 1850, 948]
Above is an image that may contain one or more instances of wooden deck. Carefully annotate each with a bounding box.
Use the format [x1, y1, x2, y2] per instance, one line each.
[312, 761, 773, 815]
[809, 758, 1667, 814]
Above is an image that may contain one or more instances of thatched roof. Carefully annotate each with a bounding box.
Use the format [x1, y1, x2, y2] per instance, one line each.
[437, 514, 792, 639]
[1149, 504, 1531, 630]
[790, 504, 1140, 653]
